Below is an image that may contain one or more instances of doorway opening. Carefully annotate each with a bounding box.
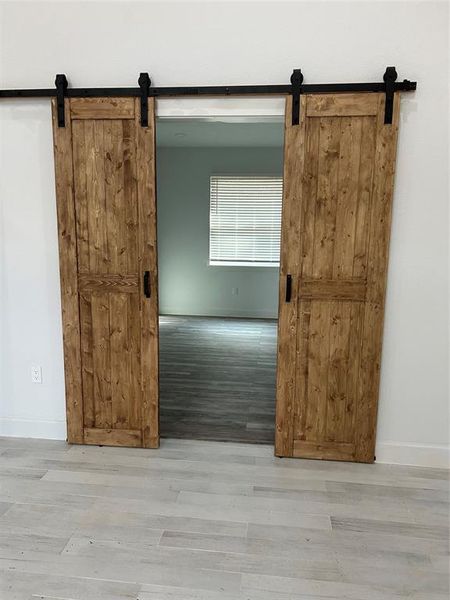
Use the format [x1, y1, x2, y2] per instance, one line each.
[156, 116, 284, 444]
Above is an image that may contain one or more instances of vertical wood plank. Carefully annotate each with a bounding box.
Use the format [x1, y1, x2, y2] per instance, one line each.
[355, 93, 401, 462]
[83, 121, 95, 273]
[88, 120, 108, 273]
[326, 302, 351, 443]
[123, 120, 138, 274]
[91, 294, 112, 428]
[128, 292, 141, 430]
[333, 117, 362, 279]
[312, 117, 341, 279]
[105, 120, 126, 275]
[103, 120, 115, 275]
[353, 116, 377, 278]
[51, 98, 84, 444]
[72, 120, 90, 273]
[300, 117, 320, 279]
[79, 294, 94, 428]
[304, 301, 331, 442]
[110, 293, 130, 428]
[275, 95, 307, 457]
[294, 300, 311, 440]
[114, 120, 127, 275]
[135, 97, 159, 448]
[343, 302, 363, 441]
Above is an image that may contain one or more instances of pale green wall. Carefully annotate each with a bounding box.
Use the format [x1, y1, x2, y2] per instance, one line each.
[156, 146, 283, 318]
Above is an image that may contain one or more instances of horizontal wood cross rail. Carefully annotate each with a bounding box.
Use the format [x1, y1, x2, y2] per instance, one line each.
[298, 279, 367, 302]
[78, 274, 139, 294]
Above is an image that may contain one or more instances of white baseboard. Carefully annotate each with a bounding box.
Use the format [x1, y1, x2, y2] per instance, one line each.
[375, 441, 450, 469]
[160, 307, 278, 319]
[0, 417, 66, 440]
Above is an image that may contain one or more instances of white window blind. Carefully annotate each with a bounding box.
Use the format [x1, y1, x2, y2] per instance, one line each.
[209, 175, 282, 267]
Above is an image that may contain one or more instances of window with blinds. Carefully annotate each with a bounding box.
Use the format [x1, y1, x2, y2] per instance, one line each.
[209, 175, 283, 267]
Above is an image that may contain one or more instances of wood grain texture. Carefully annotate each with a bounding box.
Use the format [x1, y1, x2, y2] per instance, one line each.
[72, 120, 89, 272]
[293, 439, 355, 461]
[91, 294, 112, 428]
[353, 116, 377, 278]
[274, 95, 307, 457]
[306, 94, 379, 117]
[51, 99, 84, 444]
[354, 93, 401, 462]
[276, 92, 400, 463]
[70, 97, 135, 120]
[52, 97, 159, 449]
[78, 274, 138, 293]
[79, 294, 94, 429]
[299, 279, 367, 301]
[135, 97, 159, 449]
[83, 427, 142, 447]
[312, 117, 341, 279]
[304, 301, 331, 444]
[110, 293, 130, 428]
[333, 117, 362, 279]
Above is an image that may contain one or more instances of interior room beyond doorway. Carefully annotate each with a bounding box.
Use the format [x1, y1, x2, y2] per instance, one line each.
[156, 116, 284, 444]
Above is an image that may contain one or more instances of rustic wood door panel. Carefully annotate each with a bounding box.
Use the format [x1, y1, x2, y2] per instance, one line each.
[52, 98, 159, 448]
[72, 119, 139, 276]
[276, 92, 400, 463]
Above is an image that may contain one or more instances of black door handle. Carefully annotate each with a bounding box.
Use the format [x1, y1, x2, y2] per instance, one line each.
[285, 274, 292, 302]
[143, 271, 151, 298]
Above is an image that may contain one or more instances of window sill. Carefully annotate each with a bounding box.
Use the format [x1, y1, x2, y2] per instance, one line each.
[209, 261, 280, 268]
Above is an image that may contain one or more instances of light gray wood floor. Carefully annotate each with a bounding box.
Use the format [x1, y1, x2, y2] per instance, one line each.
[0, 436, 448, 599]
[159, 316, 277, 444]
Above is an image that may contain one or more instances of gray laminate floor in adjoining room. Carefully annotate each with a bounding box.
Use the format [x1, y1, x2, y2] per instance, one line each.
[0, 437, 448, 600]
[159, 315, 277, 444]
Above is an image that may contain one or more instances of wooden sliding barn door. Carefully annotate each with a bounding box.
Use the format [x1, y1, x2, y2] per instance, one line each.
[52, 97, 159, 448]
[276, 92, 400, 463]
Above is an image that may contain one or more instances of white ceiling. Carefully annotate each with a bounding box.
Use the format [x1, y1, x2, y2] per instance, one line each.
[156, 118, 284, 148]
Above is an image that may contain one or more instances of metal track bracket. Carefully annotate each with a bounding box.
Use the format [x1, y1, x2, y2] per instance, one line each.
[290, 69, 304, 126]
[383, 66, 398, 125]
[138, 72, 151, 127]
[55, 74, 68, 127]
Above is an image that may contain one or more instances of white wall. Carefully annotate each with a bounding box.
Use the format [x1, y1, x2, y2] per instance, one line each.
[0, 1, 448, 467]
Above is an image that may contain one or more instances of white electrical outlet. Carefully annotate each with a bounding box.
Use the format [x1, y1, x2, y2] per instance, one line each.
[31, 365, 42, 384]
[232, 287, 239, 296]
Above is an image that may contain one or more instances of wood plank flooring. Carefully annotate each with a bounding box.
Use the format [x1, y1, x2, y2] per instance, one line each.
[0, 436, 448, 599]
[159, 316, 277, 444]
